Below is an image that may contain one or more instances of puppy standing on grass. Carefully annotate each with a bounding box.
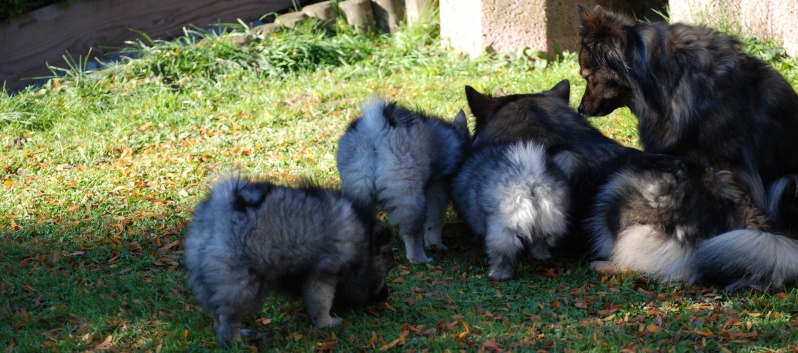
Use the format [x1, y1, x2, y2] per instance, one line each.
[451, 140, 570, 281]
[184, 176, 396, 348]
[336, 99, 471, 263]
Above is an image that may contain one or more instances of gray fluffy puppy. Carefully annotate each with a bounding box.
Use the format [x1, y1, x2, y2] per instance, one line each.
[184, 176, 396, 347]
[336, 99, 471, 263]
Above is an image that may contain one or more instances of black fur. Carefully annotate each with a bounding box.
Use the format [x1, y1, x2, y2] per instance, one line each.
[465, 81, 797, 290]
[577, 5, 798, 233]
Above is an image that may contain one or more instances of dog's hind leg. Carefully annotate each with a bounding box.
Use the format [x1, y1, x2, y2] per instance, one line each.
[400, 220, 432, 264]
[302, 274, 343, 328]
[423, 180, 450, 251]
[484, 220, 523, 281]
[379, 180, 432, 263]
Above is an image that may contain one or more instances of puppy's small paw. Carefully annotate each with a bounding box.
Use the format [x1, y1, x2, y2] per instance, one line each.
[590, 261, 619, 274]
[313, 316, 343, 328]
[407, 254, 433, 264]
[488, 265, 513, 281]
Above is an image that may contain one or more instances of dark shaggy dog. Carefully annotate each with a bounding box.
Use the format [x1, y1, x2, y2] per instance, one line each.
[576, 5, 798, 233]
[184, 176, 396, 347]
[466, 80, 798, 290]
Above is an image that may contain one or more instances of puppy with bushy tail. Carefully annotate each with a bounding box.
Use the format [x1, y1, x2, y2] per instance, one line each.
[337, 99, 471, 263]
[452, 141, 570, 280]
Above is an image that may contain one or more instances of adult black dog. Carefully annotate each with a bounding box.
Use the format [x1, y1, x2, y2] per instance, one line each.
[576, 5, 798, 233]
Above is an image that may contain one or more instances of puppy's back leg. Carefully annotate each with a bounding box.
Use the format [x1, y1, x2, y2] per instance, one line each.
[423, 180, 450, 251]
[302, 274, 343, 328]
[380, 181, 432, 263]
[484, 220, 524, 281]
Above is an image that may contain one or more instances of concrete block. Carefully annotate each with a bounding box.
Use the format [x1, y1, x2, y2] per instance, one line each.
[275, 11, 308, 28]
[339, 0, 376, 33]
[440, 0, 600, 57]
[670, 0, 798, 57]
[302, 1, 338, 23]
[372, 0, 405, 33]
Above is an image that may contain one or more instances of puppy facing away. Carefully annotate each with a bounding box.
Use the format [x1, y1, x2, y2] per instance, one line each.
[184, 175, 396, 347]
[451, 140, 571, 280]
[336, 98, 471, 263]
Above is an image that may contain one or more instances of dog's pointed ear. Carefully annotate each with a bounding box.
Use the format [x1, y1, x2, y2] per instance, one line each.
[452, 109, 469, 136]
[548, 79, 570, 104]
[465, 85, 499, 123]
[577, 4, 632, 47]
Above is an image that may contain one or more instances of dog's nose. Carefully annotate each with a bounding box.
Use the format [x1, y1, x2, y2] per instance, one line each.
[577, 103, 585, 114]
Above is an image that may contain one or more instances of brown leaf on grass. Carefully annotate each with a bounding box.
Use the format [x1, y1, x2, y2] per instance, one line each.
[12, 313, 28, 328]
[94, 335, 113, 350]
[693, 329, 714, 337]
[482, 339, 505, 352]
[9, 218, 24, 231]
[378, 330, 408, 351]
[378, 301, 396, 312]
[158, 240, 180, 252]
[314, 340, 336, 351]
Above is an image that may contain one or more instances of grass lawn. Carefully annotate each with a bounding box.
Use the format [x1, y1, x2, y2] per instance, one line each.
[2, 13, 798, 352]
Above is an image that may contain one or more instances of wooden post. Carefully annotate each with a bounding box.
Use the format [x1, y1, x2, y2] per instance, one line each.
[371, 0, 404, 33]
[338, 0, 376, 33]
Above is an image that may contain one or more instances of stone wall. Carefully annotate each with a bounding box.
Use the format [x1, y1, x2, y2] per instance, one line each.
[440, 0, 667, 58]
[669, 0, 798, 56]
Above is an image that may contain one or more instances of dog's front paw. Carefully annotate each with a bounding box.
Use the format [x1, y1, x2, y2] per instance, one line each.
[313, 316, 343, 328]
[406, 253, 433, 264]
[590, 260, 620, 274]
[488, 263, 514, 281]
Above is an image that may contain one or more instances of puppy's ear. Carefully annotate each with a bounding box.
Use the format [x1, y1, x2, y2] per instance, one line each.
[548, 79, 570, 104]
[452, 109, 469, 136]
[465, 86, 499, 124]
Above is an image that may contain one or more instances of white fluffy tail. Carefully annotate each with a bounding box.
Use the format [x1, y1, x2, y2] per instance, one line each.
[694, 230, 798, 290]
[609, 224, 695, 283]
[498, 142, 570, 240]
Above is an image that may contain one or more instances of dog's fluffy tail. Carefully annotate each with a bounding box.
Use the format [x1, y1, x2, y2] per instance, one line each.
[604, 224, 697, 283]
[359, 98, 390, 133]
[693, 230, 798, 290]
[491, 142, 570, 255]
